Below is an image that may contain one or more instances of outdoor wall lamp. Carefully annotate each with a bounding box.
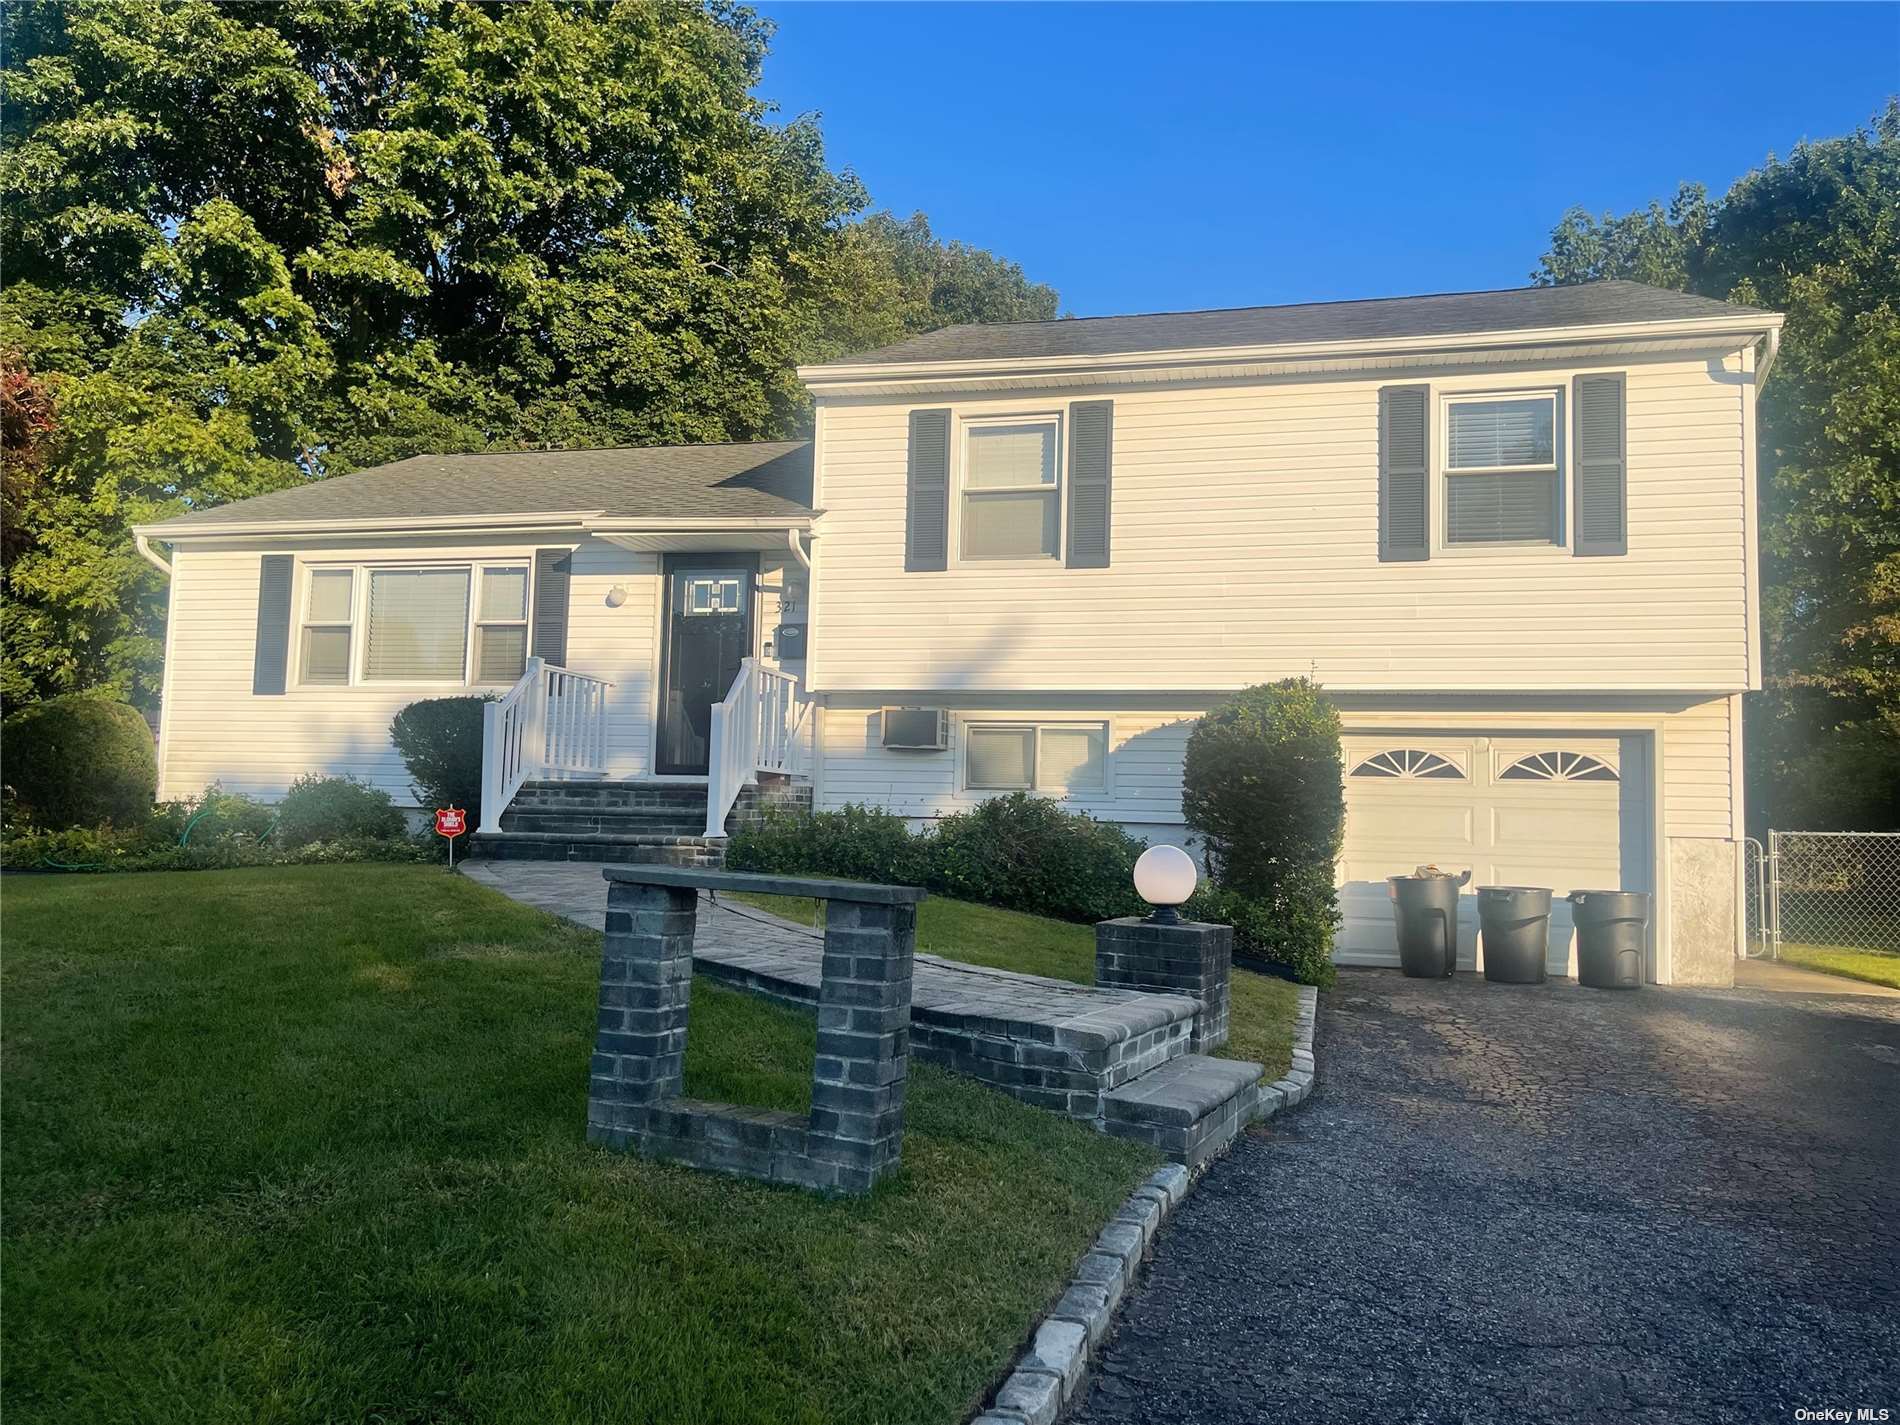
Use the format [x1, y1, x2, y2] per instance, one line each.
[1134, 844, 1198, 925]
[604, 585, 630, 608]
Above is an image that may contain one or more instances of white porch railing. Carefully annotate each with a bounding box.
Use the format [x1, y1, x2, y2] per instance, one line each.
[477, 657, 614, 833]
[705, 657, 812, 837]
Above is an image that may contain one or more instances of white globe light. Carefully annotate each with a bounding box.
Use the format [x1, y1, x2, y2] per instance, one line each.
[1134, 844, 1198, 910]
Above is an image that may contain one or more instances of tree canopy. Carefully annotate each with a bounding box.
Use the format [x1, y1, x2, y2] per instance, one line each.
[1538, 102, 1900, 829]
[0, 0, 1057, 708]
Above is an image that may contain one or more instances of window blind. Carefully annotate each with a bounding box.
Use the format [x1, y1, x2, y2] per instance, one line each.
[1447, 399, 1554, 469]
[365, 568, 470, 680]
[1446, 473, 1558, 544]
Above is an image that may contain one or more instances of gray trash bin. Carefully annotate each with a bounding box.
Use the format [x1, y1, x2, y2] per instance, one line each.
[1477, 886, 1553, 984]
[1568, 890, 1649, 989]
[1389, 871, 1469, 978]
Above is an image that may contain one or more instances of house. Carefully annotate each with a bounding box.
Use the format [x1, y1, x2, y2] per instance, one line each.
[133, 280, 1783, 987]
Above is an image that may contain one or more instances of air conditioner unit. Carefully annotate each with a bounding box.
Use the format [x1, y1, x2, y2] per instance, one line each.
[881, 707, 950, 751]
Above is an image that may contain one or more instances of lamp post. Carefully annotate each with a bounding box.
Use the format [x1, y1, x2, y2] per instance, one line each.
[1133, 844, 1198, 925]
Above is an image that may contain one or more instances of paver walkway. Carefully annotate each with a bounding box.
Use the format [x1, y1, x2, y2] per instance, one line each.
[463, 860, 1194, 1040]
[1071, 970, 1900, 1425]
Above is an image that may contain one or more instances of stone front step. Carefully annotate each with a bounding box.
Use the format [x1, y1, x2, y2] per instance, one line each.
[1100, 1054, 1264, 1169]
[470, 830, 722, 867]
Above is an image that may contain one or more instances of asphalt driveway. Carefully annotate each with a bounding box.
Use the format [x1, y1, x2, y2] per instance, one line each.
[1071, 971, 1900, 1425]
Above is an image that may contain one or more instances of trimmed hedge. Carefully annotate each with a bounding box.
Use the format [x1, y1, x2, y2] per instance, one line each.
[0, 826, 436, 874]
[2, 695, 156, 830]
[390, 696, 491, 825]
[275, 775, 407, 846]
[1181, 679, 1344, 986]
[930, 794, 1146, 923]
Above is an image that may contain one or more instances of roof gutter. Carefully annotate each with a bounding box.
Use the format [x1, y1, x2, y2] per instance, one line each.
[1757, 327, 1782, 388]
[798, 312, 1786, 392]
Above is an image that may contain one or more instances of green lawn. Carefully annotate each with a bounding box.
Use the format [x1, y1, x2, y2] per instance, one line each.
[1777, 941, 1900, 989]
[2, 866, 1155, 1425]
[725, 892, 1301, 1080]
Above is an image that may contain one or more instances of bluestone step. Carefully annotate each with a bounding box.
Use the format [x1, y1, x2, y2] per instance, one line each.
[1100, 1053, 1263, 1168]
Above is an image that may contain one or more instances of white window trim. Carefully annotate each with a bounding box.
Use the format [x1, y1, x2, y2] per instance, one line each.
[959, 719, 1113, 800]
[1436, 388, 1567, 554]
[292, 558, 534, 691]
[954, 411, 1065, 567]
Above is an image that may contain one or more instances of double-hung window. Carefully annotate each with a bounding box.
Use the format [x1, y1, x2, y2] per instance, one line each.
[961, 416, 1061, 561]
[964, 722, 1108, 796]
[299, 569, 354, 685]
[1443, 393, 1560, 545]
[297, 562, 530, 686]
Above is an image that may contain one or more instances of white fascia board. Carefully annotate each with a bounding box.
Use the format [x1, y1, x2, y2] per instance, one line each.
[133, 511, 602, 541]
[798, 313, 1785, 395]
[583, 516, 813, 532]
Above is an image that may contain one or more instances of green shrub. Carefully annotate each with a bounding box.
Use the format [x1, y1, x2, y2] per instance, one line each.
[1, 694, 156, 830]
[147, 786, 277, 848]
[727, 803, 923, 885]
[930, 793, 1146, 923]
[274, 775, 405, 847]
[1181, 679, 1345, 984]
[0, 826, 435, 873]
[1187, 872, 1339, 989]
[390, 697, 492, 825]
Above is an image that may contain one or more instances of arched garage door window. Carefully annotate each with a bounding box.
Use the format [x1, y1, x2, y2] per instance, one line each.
[1499, 751, 1619, 782]
[1350, 749, 1465, 780]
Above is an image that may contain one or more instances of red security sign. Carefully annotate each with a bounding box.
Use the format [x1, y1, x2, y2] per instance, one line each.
[435, 807, 467, 838]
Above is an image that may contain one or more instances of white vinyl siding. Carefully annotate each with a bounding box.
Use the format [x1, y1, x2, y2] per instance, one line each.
[810, 354, 1750, 693]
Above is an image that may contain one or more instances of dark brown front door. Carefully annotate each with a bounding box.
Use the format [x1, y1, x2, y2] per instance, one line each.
[656, 556, 756, 776]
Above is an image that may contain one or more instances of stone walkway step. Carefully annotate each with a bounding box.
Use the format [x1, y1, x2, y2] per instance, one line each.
[470, 830, 721, 867]
[462, 861, 1262, 1162]
[1100, 1054, 1263, 1169]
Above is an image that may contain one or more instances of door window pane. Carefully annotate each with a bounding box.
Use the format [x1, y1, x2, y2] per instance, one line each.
[962, 490, 1059, 560]
[966, 423, 1056, 488]
[1447, 397, 1555, 469]
[967, 727, 1034, 789]
[1037, 727, 1107, 792]
[364, 568, 470, 680]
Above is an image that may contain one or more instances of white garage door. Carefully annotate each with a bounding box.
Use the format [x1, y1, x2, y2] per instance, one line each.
[1335, 734, 1649, 975]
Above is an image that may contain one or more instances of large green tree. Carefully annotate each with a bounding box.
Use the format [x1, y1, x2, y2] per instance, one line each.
[0, 0, 1057, 708]
[1537, 102, 1900, 830]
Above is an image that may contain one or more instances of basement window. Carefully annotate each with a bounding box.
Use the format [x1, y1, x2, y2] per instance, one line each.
[964, 722, 1107, 795]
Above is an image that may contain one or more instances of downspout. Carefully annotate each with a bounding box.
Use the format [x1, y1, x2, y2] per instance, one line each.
[134, 532, 172, 577]
[1756, 328, 1781, 388]
[785, 527, 812, 572]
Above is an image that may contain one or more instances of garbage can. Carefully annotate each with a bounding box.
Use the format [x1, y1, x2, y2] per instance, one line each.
[1477, 886, 1553, 984]
[1568, 890, 1649, 990]
[1389, 870, 1469, 978]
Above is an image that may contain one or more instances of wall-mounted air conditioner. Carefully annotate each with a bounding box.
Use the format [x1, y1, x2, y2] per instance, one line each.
[880, 707, 950, 751]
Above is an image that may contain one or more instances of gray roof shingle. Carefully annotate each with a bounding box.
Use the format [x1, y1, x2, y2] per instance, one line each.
[822, 280, 1777, 368]
[147, 440, 813, 533]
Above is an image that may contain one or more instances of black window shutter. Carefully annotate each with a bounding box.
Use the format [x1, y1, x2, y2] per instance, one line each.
[905, 408, 951, 571]
[1066, 400, 1113, 568]
[251, 554, 293, 695]
[532, 549, 572, 665]
[1379, 385, 1430, 561]
[1573, 373, 1628, 556]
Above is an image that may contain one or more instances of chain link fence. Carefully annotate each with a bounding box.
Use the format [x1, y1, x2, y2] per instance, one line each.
[1751, 831, 1900, 960]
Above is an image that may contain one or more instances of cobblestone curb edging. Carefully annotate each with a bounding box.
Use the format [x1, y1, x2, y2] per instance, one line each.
[970, 983, 1319, 1424]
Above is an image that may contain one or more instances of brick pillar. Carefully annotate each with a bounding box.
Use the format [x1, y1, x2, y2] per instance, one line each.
[1095, 917, 1233, 1054]
[807, 898, 918, 1193]
[587, 880, 698, 1149]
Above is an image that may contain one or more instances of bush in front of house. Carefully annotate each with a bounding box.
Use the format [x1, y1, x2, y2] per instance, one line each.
[0, 826, 436, 873]
[727, 803, 924, 886]
[147, 785, 278, 847]
[391, 696, 492, 826]
[274, 774, 406, 847]
[1181, 677, 1344, 985]
[1, 694, 156, 830]
[930, 793, 1147, 923]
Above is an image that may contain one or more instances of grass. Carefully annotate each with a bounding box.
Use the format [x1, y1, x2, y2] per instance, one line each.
[725, 892, 1301, 1081]
[1, 866, 1157, 1425]
[1776, 941, 1900, 990]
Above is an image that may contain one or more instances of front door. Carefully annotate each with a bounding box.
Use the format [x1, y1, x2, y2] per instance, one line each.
[656, 557, 756, 776]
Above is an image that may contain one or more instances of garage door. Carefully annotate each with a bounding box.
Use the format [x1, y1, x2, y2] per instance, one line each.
[1335, 734, 1649, 976]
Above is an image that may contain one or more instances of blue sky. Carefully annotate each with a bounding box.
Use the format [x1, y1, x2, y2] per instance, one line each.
[752, 2, 1899, 316]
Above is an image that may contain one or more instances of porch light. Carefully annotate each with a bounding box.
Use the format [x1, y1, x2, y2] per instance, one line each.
[1134, 845, 1197, 925]
[605, 585, 630, 608]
